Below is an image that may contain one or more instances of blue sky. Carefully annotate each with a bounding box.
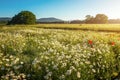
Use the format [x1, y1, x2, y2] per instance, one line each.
[0, 0, 120, 20]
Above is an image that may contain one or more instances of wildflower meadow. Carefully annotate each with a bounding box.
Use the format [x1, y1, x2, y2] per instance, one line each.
[0, 25, 120, 80]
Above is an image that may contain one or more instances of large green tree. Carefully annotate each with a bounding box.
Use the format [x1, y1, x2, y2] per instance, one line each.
[85, 15, 95, 24]
[85, 14, 108, 24]
[94, 14, 108, 24]
[8, 11, 36, 25]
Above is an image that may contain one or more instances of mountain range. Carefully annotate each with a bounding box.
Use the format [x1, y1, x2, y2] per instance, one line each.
[0, 17, 64, 22]
[36, 17, 64, 22]
[0, 17, 11, 21]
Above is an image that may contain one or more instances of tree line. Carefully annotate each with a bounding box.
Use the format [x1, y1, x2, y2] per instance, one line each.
[1, 10, 116, 25]
[85, 14, 108, 24]
[70, 14, 108, 24]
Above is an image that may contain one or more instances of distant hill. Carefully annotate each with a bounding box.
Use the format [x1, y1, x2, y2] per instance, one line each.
[37, 17, 64, 23]
[0, 17, 65, 24]
[0, 17, 11, 21]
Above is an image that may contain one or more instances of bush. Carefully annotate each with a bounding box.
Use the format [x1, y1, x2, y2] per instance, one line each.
[8, 11, 36, 25]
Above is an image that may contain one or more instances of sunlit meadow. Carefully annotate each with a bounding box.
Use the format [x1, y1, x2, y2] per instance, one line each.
[0, 25, 120, 80]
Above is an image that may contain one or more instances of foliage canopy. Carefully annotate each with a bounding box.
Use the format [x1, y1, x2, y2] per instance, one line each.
[8, 11, 36, 25]
[85, 14, 108, 24]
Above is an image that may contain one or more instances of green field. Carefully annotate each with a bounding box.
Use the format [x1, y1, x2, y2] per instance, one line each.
[0, 24, 120, 80]
[35, 24, 120, 32]
[2, 24, 120, 32]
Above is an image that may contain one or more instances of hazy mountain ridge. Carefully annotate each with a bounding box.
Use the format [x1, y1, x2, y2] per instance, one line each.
[0, 17, 64, 23]
[37, 17, 64, 22]
[1, 17, 120, 24]
[0, 17, 11, 21]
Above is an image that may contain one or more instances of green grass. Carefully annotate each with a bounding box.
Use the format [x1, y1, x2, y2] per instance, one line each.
[1, 24, 120, 32]
[0, 24, 120, 79]
[32, 24, 120, 32]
